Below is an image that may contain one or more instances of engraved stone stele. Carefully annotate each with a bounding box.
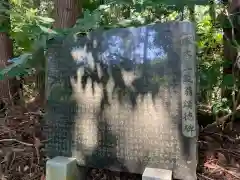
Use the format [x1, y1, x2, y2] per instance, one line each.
[44, 21, 197, 180]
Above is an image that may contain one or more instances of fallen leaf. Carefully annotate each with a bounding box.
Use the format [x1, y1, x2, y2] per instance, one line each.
[40, 174, 45, 180]
[23, 166, 29, 172]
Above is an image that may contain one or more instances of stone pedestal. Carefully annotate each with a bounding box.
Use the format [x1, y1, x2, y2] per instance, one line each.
[46, 156, 78, 180]
[142, 168, 172, 180]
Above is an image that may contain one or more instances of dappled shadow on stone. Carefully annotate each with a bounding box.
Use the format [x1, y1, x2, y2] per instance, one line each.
[45, 22, 197, 180]
[44, 37, 78, 158]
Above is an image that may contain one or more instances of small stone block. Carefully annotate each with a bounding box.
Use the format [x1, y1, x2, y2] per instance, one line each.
[142, 168, 172, 180]
[46, 156, 78, 180]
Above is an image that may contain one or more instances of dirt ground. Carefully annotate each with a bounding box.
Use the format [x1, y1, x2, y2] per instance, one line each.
[1, 104, 240, 180]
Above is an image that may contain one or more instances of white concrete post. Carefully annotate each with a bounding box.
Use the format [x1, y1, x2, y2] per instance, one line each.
[46, 156, 78, 180]
[142, 168, 172, 180]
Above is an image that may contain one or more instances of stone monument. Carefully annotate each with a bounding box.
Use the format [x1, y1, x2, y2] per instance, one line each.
[44, 21, 197, 180]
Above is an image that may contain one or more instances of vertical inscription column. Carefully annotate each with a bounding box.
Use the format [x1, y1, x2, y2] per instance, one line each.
[180, 23, 197, 138]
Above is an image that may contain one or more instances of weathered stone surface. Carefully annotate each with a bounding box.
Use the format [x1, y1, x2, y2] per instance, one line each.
[44, 21, 197, 180]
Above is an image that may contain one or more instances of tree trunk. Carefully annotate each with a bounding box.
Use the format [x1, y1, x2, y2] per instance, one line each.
[0, 0, 14, 107]
[33, 1, 47, 108]
[0, 33, 13, 105]
[222, 0, 240, 100]
[53, 0, 81, 28]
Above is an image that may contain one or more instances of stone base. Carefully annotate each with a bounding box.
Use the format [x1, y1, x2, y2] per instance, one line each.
[46, 157, 172, 180]
[46, 156, 85, 180]
[142, 168, 172, 180]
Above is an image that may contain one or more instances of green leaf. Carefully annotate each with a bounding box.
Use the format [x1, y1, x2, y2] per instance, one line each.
[222, 74, 234, 87]
[37, 16, 55, 24]
[32, 35, 47, 50]
[38, 25, 58, 35]
[215, 33, 222, 42]
[0, 24, 9, 33]
[0, 53, 32, 80]
[30, 47, 45, 69]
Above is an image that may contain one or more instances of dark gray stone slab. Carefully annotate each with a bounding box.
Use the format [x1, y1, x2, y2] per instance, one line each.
[44, 21, 197, 180]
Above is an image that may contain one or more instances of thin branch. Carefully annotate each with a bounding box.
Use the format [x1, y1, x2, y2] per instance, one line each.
[204, 162, 240, 179]
[0, 139, 33, 146]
